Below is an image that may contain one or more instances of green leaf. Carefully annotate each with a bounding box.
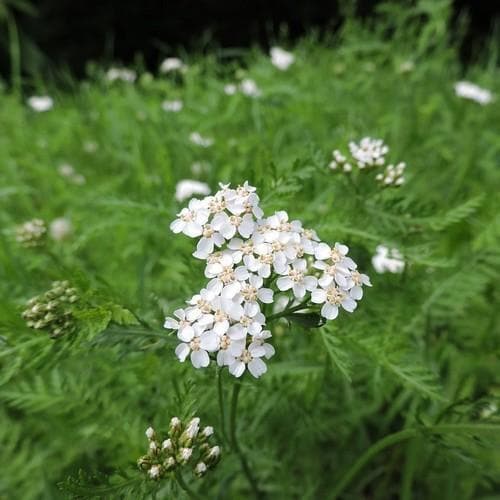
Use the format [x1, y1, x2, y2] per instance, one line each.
[109, 304, 140, 326]
[75, 308, 112, 340]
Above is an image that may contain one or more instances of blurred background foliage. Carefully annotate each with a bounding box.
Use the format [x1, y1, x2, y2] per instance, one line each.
[0, 0, 499, 499]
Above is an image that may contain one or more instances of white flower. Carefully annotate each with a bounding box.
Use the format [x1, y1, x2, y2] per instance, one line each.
[162, 100, 183, 112]
[179, 447, 193, 463]
[398, 60, 415, 73]
[224, 83, 238, 95]
[237, 274, 274, 306]
[216, 334, 246, 366]
[175, 179, 211, 202]
[106, 67, 136, 83]
[211, 212, 256, 240]
[170, 198, 210, 237]
[329, 150, 352, 172]
[454, 81, 493, 105]
[228, 344, 267, 378]
[162, 438, 173, 451]
[27, 96, 53, 112]
[345, 270, 372, 299]
[314, 242, 357, 273]
[190, 132, 214, 147]
[160, 57, 187, 73]
[145, 427, 155, 439]
[249, 330, 275, 359]
[185, 417, 200, 439]
[348, 137, 388, 168]
[227, 302, 266, 340]
[148, 465, 161, 479]
[372, 245, 405, 274]
[175, 331, 219, 368]
[276, 259, 317, 299]
[195, 462, 207, 476]
[240, 79, 261, 98]
[164, 308, 198, 341]
[49, 217, 72, 241]
[270, 47, 295, 70]
[311, 284, 357, 320]
[205, 254, 249, 297]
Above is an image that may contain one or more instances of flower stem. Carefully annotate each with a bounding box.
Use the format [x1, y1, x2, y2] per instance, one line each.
[229, 382, 265, 499]
[217, 366, 229, 444]
[266, 300, 310, 322]
[174, 470, 203, 500]
[330, 428, 418, 499]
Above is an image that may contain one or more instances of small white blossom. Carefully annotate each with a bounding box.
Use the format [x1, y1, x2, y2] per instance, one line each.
[170, 198, 210, 237]
[160, 57, 187, 73]
[175, 331, 219, 368]
[27, 96, 53, 112]
[190, 132, 214, 148]
[175, 180, 211, 202]
[179, 447, 193, 463]
[162, 438, 173, 451]
[49, 217, 72, 241]
[376, 162, 406, 186]
[311, 284, 357, 320]
[224, 83, 238, 95]
[146, 427, 155, 439]
[106, 67, 136, 83]
[228, 343, 267, 378]
[270, 47, 295, 70]
[195, 462, 207, 476]
[276, 259, 318, 299]
[372, 245, 405, 274]
[148, 465, 161, 479]
[454, 81, 493, 105]
[161, 99, 183, 112]
[240, 79, 261, 98]
[202, 426, 214, 437]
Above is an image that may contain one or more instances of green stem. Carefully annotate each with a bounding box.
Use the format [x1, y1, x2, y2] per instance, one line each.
[217, 366, 229, 444]
[174, 470, 202, 500]
[229, 382, 264, 499]
[330, 429, 418, 499]
[266, 300, 310, 322]
[6, 12, 22, 96]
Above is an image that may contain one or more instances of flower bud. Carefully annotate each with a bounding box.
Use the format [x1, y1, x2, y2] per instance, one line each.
[162, 438, 172, 451]
[194, 462, 207, 477]
[163, 456, 176, 471]
[148, 464, 162, 479]
[178, 447, 192, 464]
[201, 426, 213, 438]
[169, 416, 182, 437]
[205, 446, 221, 467]
[137, 456, 152, 470]
[145, 426, 155, 440]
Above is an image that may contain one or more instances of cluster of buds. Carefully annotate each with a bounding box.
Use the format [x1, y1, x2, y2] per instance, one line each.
[15, 219, 47, 247]
[329, 137, 407, 188]
[329, 150, 352, 172]
[138, 417, 221, 480]
[22, 281, 79, 338]
[376, 162, 406, 187]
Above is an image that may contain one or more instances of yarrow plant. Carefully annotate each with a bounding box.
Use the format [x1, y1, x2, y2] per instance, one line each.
[15, 219, 47, 247]
[165, 182, 370, 378]
[329, 137, 407, 187]
[372, 245, 405, 274]
[138, 417, 221, 481]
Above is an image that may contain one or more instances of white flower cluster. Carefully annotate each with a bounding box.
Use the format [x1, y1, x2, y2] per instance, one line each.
[190, 132, 214, 148]
[329, 138, 407, 187]
[161, 99, 183, 112]
[105, 67, 137, 83]
[454, 81, 493, 105]
[349, 137, 388, 168]
[160, 57, 187, 74]
[165, 182, 370, 378]
[224, 79, 261, 98]
[27, 96, 53, 112]
[375, 162, 406, 186]
[270, 47, 295, 70]
[16, 219, 47, 247]
[372, 245, 405, 274]
[175, 180, 211, 202]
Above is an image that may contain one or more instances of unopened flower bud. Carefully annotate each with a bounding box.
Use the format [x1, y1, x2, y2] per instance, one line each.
[179, 447, 192, 464]
[145, 426, 155, 440]
[137, 456, 152, 470]
[194, 462, 207, 477]
[164, 456, 176, 471]
[201, 426, 213, 438]
[148, 464, 162, 479]
[169, 416, 182, 436]
[162, 438, 172, 451]
[149, 441, 159, 453]
[205, 446, 221, 467]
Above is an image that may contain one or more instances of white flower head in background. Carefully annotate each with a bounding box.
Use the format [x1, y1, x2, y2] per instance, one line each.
[398, 60, 415, 74]
[190, 132, 214, 148]
[58, 163, 86, 185]
[376, 162, 406, 187]
[49, 217, 72, 241]
[239, 79, 261, 98]
[161, 100, 183, 112]
[175, 180, 211, 202]
[165, 182, 370, 379]
[372, 245, 405, 274]
[160, 57, 187, 74]
[16, 219, 47, 247]
[349, 137, 388, 168]
[224, 83, 238, 95]
[82, 140, 98, 153]
[454, 81, 493, 105]
[106, 67, 137, 83]
[27, 96, 53, 112]
[270, 47, 295, 70]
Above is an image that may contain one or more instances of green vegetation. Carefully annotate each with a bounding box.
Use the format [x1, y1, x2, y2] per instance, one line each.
[0, 2, 499, 498]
